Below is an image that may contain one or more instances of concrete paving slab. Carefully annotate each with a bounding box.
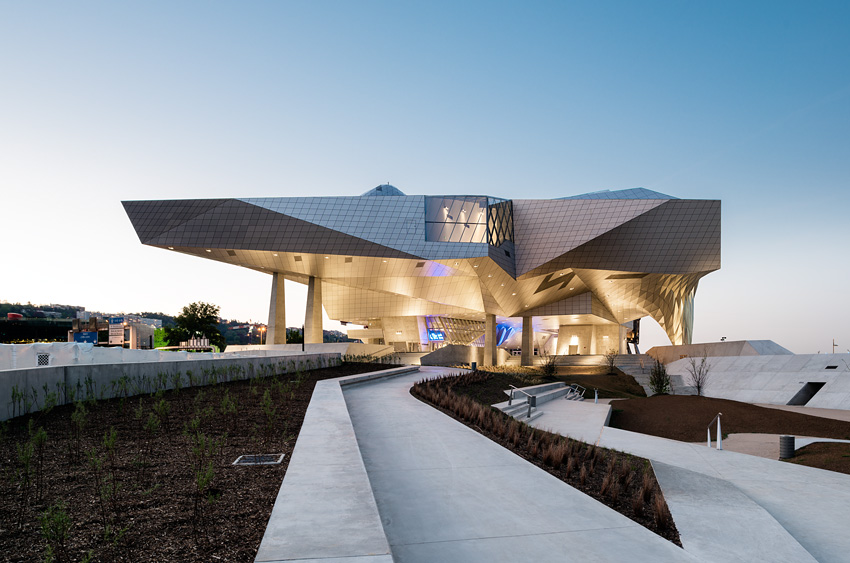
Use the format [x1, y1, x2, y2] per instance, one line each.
[525, 398, 611, 444]
[532, 396, 850, 562]
[263, 557, 394, 563]
[652, 461, 816, 563]
[344, 367, 692, 563]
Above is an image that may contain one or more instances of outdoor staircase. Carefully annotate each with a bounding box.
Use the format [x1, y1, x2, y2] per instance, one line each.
[492, 382, 586, 422]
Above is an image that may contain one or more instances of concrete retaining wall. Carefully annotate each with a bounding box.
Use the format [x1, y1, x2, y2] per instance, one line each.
[1, 353, 339, 421]
[647, 340, 793, 365]
[254, 366, 418, 563]
[667, 353, 850, 409]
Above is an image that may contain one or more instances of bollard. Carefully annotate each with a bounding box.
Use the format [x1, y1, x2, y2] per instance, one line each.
[528, 395, 536, 419]
[779, 435, 795, 459]
[594, 388, 598, 404]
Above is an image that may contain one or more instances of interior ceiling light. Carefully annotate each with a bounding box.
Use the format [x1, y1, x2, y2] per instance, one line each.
[569, 287, 574, 290]
[167, 246, 174, 250]
[473, 265, 478, 268]
[273, 253, 278, 256]
[511, 292, 517, 296]
[205, 249, 212, 253]
[325, 256, 330, 259]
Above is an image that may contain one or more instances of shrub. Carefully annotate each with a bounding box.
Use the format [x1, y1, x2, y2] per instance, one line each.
[649, 359, 671, 395]
[653, 493, 672, 529]
[39, 501, 71, 563]
[603, 349, 618, 374]
[685, 352, 711, 396]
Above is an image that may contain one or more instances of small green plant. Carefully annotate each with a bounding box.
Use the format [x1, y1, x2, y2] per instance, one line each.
[260, 389, 277, 441]
[649, 359, 671, 395]
[185, 423, 225, 539]
[39, 500, 71, 563]
[69, 401, 88, 464]
[30, 422, 48, 501]
[152, 395, 171, 434]
[16, 440, 34, 527]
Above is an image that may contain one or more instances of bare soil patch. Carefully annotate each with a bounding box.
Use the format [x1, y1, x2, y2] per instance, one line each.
[785, 442, 850, 475]
[463, 367, 646, 406]
[0, 362, 396, 563]
[609, 395, 850, 443]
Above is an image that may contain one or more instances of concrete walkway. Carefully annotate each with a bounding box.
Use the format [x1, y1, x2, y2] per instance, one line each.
[531, 397, 850, 563]
[343, 368, 694, 563]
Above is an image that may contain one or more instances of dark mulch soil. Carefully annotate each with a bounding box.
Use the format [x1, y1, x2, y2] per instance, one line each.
[460, 367, 646, 406]
[413, 372, 681, 547]
[609, 395, 850, 443]
[554, 367, 647, 399]
[0, 363, 396, 563]
[784, 442, 850, 475]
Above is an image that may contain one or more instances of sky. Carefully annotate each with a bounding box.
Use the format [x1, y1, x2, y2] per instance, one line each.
[1, 1, 849, 353]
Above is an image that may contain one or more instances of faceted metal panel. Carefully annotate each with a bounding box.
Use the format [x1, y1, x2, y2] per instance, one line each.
[516, 199, 720, 278]
[123, 199, 229, 244]
[240, 196, 489, 261]
[512, 198, 669, 276]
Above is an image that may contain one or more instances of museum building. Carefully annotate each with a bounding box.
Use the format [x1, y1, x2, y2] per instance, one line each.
[123, 185, 720, 365]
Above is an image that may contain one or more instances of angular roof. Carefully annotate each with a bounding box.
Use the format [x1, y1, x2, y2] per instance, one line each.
[560, 188, 676, 200]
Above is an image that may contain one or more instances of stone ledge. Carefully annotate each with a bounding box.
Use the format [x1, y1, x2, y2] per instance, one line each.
[254, 366, 419, 563]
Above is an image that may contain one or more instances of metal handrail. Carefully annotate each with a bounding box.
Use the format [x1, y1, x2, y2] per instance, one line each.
[508, 384, 535, 418]
[564, 384, 586, 400]
[707, 412, 723, 450]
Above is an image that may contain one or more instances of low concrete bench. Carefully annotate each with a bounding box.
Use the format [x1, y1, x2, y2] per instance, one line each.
[254, 366, 418, 563]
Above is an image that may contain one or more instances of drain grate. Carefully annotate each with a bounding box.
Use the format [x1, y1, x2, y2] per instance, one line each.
[232, 454, 285, 466]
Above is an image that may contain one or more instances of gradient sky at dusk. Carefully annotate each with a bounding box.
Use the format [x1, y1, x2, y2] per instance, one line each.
[2, 1, 849, 353]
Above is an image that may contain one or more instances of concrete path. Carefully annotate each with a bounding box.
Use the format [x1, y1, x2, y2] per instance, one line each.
[343, 367, 694, 563]
[531, 397, 850, 563]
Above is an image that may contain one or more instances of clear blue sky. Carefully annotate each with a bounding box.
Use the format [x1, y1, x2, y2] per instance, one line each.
[1, 1, 848, 353]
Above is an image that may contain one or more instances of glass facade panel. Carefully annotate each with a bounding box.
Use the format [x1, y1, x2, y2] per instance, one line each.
[424, 196, 488, 243]
[424, 196, 513, 245]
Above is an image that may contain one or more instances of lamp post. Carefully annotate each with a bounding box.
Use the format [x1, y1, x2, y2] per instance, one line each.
[260, 326, 266, 345]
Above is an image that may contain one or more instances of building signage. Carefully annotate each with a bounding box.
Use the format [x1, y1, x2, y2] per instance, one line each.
[73, 331, 98, 344]
[108, 317, 125, 345]
[427, 329, 445, 341]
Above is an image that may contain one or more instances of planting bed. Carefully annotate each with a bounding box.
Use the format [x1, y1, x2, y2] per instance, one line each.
[411, 371, 681, 546]
[0, 362, 396, 563]
[786, 442, 850, 475]
[608, 395, 850, 442]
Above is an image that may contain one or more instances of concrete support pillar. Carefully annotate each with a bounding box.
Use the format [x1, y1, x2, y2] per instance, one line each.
[619, 324, 627, 354]
[267, 273, 287, 345]
[305, 276, 323, 344]
[521, 316, 533, 367]
[590, 324, 597, 355]
[484, 314, 497, 366]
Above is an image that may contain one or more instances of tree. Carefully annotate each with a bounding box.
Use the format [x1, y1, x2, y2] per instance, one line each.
[164, 302, 226, 351]
[603, 349, 618, 374]
[649, 359, 671, 395]
[685, 352, 711, 396]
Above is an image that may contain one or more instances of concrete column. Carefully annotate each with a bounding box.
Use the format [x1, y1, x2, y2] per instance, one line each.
[521, 316, 533, 367]
[305, 276, 323, 344]
[267, 273, 287, 345]
[590, 324, 597, 355]
[484, 314, 497, 366]
[619, 324, 627, 354]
